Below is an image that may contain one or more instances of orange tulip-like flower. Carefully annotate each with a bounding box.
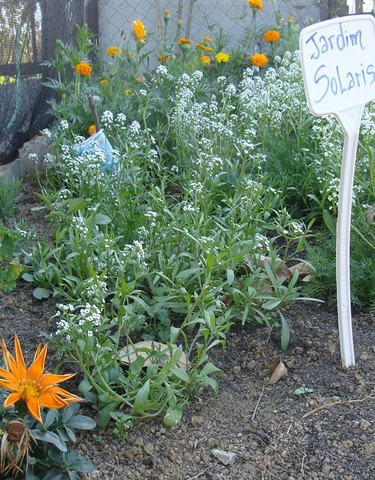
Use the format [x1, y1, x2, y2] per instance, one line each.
[75, 62, 92, 76]
[0, 335, 82, 423]
[251, 53, 268, 68]
[132, 19, 147, 43]
[263, 30, 280, 43]
[248, 0, 263, 10]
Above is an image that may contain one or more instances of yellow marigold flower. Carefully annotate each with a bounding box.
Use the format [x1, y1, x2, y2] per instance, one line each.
[0, 335, 81, 423]
[248, 0, 263, 10]
[201, 55, 211, 65]
[251, 53, 268, 68]
[99, 79, 108, 86]
[215, 51, 230, 63]
[178, 37, 193, 45]
[88, 124, 96, 136]
[107, 46, 122, 57]
[205, 46, 214, 52]
[132, 19, 147, 43]
[263, 30, 280, 43]
[202, 36, 212, 44]
[75, 62, 92, 76]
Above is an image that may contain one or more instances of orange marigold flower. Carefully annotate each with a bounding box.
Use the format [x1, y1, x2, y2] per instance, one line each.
[132, 19, 147, 43]
[201, 55, 211, 65]
[215, 51, 230, 63]
[263, 30, 280, 43]
[251, 53, 268, 68]
[158, 55, 172, 63]
[88, 124, 96, 136]
[75, 62, 92, 76]
[196, 43, 208, 51]
[178, 37, 193, 45]
[248, 0, 263, 10]
[107, 46, 122, 57]
[0, 335, 81, 423]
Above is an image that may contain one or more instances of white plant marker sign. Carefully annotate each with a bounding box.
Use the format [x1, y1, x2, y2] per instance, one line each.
[299, 14, 375, 368]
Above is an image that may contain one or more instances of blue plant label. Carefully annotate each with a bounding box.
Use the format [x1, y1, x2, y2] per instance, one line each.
[73, 130, 119, 172]
[299, 14, 375, 116]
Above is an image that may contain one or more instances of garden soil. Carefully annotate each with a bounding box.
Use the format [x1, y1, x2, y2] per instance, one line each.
[1, 175, 374, 480]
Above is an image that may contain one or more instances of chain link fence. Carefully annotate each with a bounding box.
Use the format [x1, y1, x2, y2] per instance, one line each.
[0, 0, 373, 166]
[0, 0, 98, 165]
[98, 0, 322, 55]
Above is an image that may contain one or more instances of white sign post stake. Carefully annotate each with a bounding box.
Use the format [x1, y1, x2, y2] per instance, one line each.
[299, 14, 375, 368]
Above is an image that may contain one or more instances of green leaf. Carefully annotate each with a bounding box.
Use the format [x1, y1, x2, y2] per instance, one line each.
[33, 287, 51, 299]
[67, 451, 95, 473]
[170, 367, 190, 383]
[133, 380, 150, 413]
[22, 272, 34, 282]
[226, 268, 235, 286]
[262, 298, 282, 310]
[0, 234, 14, 261]
[44, 409, 58, 429]
[94, 213, 112, 225]
[67, 415, 96, 430]
[163, 404, 183, 428]
[67, 198, 86, 214]
[294, 386, 313, 395]
[279, 311, 290, 352]
[31, 430, 67, 452]
[200, 362, 223, 377]
[323, 209, 336, 236]
[78, 379, 93, 394]
[98, 401, 118, 429]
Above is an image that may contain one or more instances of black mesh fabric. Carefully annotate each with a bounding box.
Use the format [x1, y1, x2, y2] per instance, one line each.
[0, 0, 98, 165]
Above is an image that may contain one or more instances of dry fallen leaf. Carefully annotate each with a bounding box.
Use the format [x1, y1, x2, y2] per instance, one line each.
[261, 357, 281, 372]
[268, 360, 288, 385]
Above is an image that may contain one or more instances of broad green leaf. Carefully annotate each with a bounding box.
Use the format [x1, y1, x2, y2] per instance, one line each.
[67, 415, 96, 430]
[170, 367, 190, 383]
[31, 430, 67, 452]
[226, 268, 235, 286]
[94, 213, 112, 225]
[0, 234, 14, 260]
[22, 272, 34, 282]
[262, 298, 282, 310]
[133, 380, 150, 412]
[78, 379, 92, 394]
[33, 287, 51, 299]
[67, 198, 86, 214]
[163, 405, 183, 428]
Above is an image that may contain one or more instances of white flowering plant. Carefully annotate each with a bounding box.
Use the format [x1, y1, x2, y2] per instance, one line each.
[25, 19, 375, 431]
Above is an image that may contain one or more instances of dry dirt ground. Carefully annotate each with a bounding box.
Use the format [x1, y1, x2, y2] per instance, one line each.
[0, 175, 374, 480]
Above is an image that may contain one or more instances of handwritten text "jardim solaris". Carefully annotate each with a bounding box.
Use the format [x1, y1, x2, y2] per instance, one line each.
[304, 22, 375, 104]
